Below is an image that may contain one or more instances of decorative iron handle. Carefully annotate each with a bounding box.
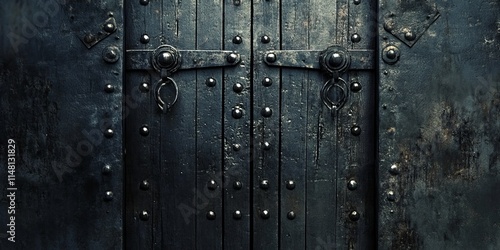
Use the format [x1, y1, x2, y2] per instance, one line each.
[320, 78, 348, 116]
[155, 77, 178, 112]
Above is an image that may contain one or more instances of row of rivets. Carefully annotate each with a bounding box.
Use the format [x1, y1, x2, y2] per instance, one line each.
[203, 210, 299, 220]
[102, 163, 113, 202]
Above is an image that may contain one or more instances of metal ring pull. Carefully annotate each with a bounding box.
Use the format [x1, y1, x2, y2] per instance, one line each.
[320, 77, 348, 116]
[155, 77, 179, 111]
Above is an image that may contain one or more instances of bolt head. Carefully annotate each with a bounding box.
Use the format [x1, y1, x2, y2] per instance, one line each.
[233, 35, 243, 44]
[233, 83, 244, 93]
[404, 31, 416, 41]
[207, 180, 217, 190]
[351, 33, 361, 43]
[104, 191, 114, 201]
[287, 211, 296, 220]
[260, 179, 269, 189]
[233, 210, 242, 219]
[328, 52, 344, 68]
[104, 84, 114, 93]
[102, 165, 112, 175]
[227, 53, 239, 63]
[139, 0, 149, 5]
[104, 128, 114, 138]
[265, 53, 277, 63]
[260, 209, 270, 219]
[262, 141, 271, 150]
[262, 77, 272, 87]
[232, 108, 243, 119]
[103, 23, 115, 33]
[349, 210, 360, 221]
[347, 179, 358, 190]
[233, 181, 243, 190]
[140, 82, 150, 92]
[261, 107, 272, 117]
[205, 77, 217, 87]
[84, 34, 95, 44]
[286, 180, 295, 190]
[232, 144, 241, 151]
[157, 52, 175, 68]
[140, 126, 149, 136]
[140, 180, 150, 190]
[140, 34, 150, 44]
[206, 211, 216, 220]
[103, 46, 120, 63]
[139, 210, 149, 221]
[350, 81, 362, 92]
[386, 49, 397, 59]
[261, 35, 271, 44]
[351, 125, 361, 136]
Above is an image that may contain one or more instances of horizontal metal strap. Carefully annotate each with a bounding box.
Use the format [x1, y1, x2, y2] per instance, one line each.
[126, 49, 240, 71]
[263, 49, 375, 70]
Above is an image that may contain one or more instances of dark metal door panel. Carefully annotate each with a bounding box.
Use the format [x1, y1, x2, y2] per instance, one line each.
[252, 0, 377, 249]
[378, 0, 500, 249]
[125, 0, 251, 249]
[0, 1, 124, 249]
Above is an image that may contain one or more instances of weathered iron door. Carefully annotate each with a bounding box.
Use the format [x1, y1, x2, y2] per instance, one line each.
[125, 0, 376, 249]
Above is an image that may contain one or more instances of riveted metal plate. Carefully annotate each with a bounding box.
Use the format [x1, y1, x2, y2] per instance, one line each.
[382, 0, 440, 47]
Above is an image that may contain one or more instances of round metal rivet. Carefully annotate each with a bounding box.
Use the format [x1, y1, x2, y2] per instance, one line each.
[262, 77, 272, 87]
[260, 209, 270, 219]
[353, 0, 361, 5]
[261, 107, 272, 117]
[404, 31, 416, 41]
[102, 165, 112, 175]
[227, 53, 239, 63]
[139, 210, 149, 221]
[208, 180, 217, 190]
[103, 23, 115, 33]
[233, 210, 242, 219]
[260, 179, 269, 190]
[157, 52, 175, 68]
[140, 34, 150, 44]
[104, 84, 114, 93]
[347, 179, 358, 190]
[232, 108, 243, 119]
[383, 70, 389, 75]
[386, 49, 397, 60]
[349, 210, 360, 221]
[328, 52, 344, 68]
[351, 33, 361, 43]
[233, 181, 243, 190]
[233, 144, 241, 151]
[265, 53, 276, 63]
[206, 211, 216, 220]
[233, 35, 243, 44]
[103, 46, 120, 63]
[139, 0, 149, 6]
[233, 83, 244, 93]
[140, 125, 149, 136]
[286, 180, 295, 190]
[140, 82, 150, 92]
[84, 34, 95, 44]
[389, 164, 399, 175]
[383, 21, 394, 32]
[382, 46, 400, 64]
[351, 125, 361, 136]
[104, 128, 114, 138]
[262, 142, 271, 150]
[261, 35, 271, 44]
[287, 211, 296, 220]
[104, 191, 113, 201]
[233, 0, 241, 6]
[140, 180, 150, 190]
[205, 77, 217, 87]
[387, 191, 396, 201]
[350, 81, 362, 92]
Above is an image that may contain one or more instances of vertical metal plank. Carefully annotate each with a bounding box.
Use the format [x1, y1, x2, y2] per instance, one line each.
[305, 0, 339, 249]
[159, 0, 197, 248]
[124, 0, 159, 248]
[345, 0, 377, 248]
[195, 1, 223, 249]
[0, 1, 123, 249]
[253, 0, 281, 248]
[223, 0, 252, 249]
[279, 1, 309, 249]
[378, 0, 500, 249]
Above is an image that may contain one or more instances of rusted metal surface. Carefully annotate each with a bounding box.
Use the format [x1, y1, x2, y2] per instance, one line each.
[378, 0, 500, 248]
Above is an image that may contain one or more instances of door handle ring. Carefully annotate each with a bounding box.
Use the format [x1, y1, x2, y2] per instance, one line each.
[155, 77, 179, 112]
[321, 77, 348, 115]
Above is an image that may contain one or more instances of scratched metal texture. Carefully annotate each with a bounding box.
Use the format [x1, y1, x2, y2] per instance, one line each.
[0, 1, 124, 249]
[378, 0, 500, 249]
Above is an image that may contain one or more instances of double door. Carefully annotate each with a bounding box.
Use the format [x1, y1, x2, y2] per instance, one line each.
[125, 0, 377, 249]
